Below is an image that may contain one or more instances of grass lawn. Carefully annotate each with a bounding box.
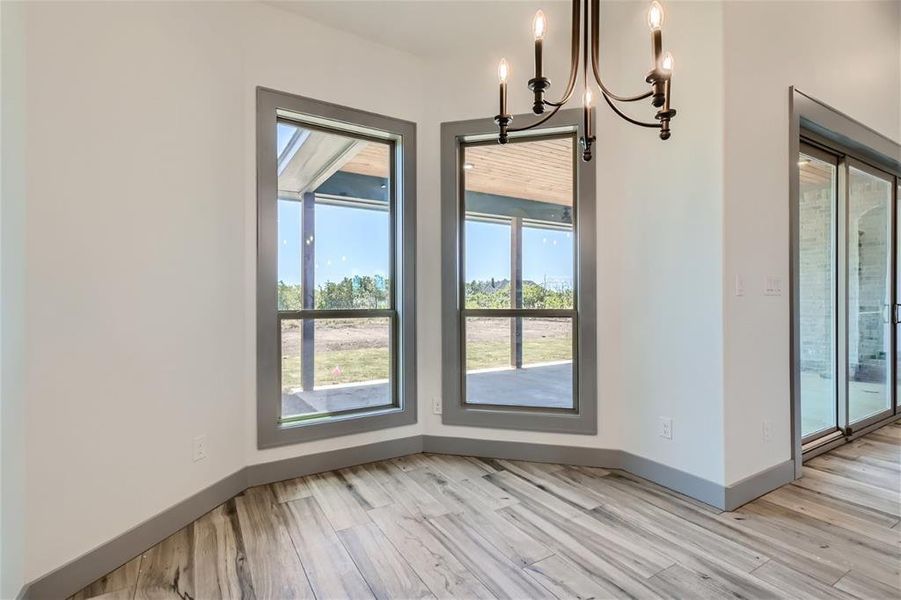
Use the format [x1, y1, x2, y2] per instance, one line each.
[281, 317, 572, 390]
[282, 347, 389, 388]
[282, 338, 572, 390]
[465, 339, 572, 371]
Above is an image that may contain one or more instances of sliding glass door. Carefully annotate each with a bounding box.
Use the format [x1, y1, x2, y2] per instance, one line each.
[898, 182, 901, 414]
[797, 143, 900, 448]
[847, 161, 894, 426]
[798, 146, 838, 440]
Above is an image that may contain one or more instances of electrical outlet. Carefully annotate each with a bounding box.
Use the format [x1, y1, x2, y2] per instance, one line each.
[762, 420, 772, 443]
[658, 417, 673, 440]
[432, 397, 442, 415]
[735, 274, 745, 297]
[192, 435, 207, 462]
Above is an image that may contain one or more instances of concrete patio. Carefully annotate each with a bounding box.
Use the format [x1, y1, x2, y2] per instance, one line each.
[282, 361, 574, 419]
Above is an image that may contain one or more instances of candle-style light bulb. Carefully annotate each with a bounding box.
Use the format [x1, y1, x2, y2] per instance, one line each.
[647, 1, 664, 31]
[661, 52, 674, 73]
[532, 10, 546, 40]
[582, 88, 595, 161]
[648, 0, 665, 108]
[530, 12, 547, 113]
[660, 51, 673, 118]
[584, 89, 594, 133]
[497, 58, 509, 120]
[498, 58, 509, 83]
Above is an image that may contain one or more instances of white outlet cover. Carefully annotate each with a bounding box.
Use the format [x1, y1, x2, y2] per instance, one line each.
[432, 397, 442, 415]
[192, 435, 207, 462]
[658, 417, 673, 440]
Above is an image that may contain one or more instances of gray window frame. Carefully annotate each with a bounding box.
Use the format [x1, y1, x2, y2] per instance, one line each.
[440, 109, 597, 434]
[257, 87, 416, 449]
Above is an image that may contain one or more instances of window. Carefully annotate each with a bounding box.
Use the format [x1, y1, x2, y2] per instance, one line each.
[463, 138, 576, 409]
[441, 110, 597, 434]
[257, 89, 416, 448]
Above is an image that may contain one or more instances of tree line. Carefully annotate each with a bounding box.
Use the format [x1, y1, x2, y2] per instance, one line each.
[278, 275, 389, 310]
[278, 275, 573, 311]
[465, 278, 573, 309]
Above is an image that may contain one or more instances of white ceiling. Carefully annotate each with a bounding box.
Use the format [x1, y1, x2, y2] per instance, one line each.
[266, 0, 573, 58]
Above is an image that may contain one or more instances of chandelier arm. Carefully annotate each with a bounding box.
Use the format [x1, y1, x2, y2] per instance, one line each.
[589, 0, 654, 103]
[601, 92, 661, 128]
[507, 104, 564, 133]
[541, 0, 581, 108]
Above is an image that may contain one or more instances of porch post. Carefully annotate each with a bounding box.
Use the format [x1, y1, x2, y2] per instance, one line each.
[511, 216, 523, 368]
[301, 192, 316, 390]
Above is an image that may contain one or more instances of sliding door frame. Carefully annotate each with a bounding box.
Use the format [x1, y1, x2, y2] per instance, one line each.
[790, 88, 901, 476]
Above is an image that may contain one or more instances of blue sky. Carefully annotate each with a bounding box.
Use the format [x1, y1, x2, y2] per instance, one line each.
[278, 207, 572, 287]
[464, 221, 573, 286]
[276, 123, 573, 288]
[278, 201, 389, 285]
[277, 123, 298, 158]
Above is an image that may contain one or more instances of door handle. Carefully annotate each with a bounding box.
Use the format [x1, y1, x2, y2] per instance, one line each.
[885, 304, 901, 324]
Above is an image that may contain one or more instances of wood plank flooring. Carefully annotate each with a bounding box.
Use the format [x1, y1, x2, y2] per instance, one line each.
[71, 421, 901, 600]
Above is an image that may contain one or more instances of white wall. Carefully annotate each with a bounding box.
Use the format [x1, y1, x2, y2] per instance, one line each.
[11, 0, 901, 589]
[422, 1, 727, 483]
[722, 0, 901, 484]
[21, 0, 426, 583]
[1, 1, 27, 596]
[595, 0, 725, 484]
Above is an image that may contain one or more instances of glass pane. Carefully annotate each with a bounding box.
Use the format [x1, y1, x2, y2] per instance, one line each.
[798, 152, 837, 438]
[523, 317, 573, 366]
[465, 316, 573, 409]
[277, 199, 302, 310]
[276, 120, 391, 311]
[522, 224, 574, 309]
[281, 317, 392, 421]
[464, 219, 511, 308]
[281, 319, 302, 397]
[463, 137, 574, 310]
[848, 166, 893, 424]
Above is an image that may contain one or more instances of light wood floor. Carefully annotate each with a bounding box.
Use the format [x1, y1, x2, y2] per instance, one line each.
[72, 421, 901, 600]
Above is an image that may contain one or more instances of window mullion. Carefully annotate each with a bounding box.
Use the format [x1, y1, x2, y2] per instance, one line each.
[462, 308, 575, 318]
[278, 309, 396, 320]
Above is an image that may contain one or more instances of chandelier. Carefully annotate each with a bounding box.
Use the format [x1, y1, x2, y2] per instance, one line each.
[495, 0, 675, 161]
